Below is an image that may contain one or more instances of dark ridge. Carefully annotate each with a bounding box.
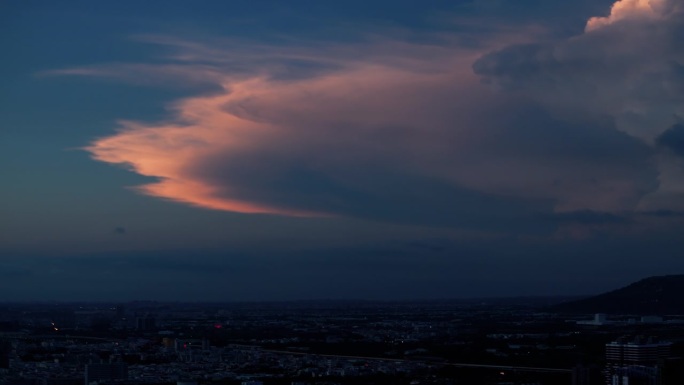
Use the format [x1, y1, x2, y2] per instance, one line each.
[554, 274, 684, 315]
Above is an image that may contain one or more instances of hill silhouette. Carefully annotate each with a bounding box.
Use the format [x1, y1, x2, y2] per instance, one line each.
[555, 275, 684, 315]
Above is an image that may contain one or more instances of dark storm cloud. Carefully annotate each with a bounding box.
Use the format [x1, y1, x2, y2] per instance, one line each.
[473, 0, 684, 137]
[191, 155, 552, 232]
[473, 0, 684, 216]
[183, 98, 657, 231]
[473, 43, 550, 87]
[656, 124, 684, 157]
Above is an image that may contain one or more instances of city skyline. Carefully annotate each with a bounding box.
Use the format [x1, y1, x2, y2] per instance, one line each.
[2, 0, 684, 301]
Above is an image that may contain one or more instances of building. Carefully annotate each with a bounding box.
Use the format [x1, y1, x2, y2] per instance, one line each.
[573, 364, 602, 385]
[604, 337, 671, 385]
[135, 315, 156, 331]
[577, 313, 611, 326]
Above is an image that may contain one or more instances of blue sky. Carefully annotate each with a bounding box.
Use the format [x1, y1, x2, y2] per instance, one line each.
[2, 0, 683, 301]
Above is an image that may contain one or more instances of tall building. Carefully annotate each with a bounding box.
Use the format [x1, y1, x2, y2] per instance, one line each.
[604, 336, 671, 385]
[135, 315, 156, 331]
[85, 363, 128, 385]
[573, 364, 602, 385]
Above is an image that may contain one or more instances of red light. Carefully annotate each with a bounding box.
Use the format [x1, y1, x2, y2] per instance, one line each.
[214, 324, 222, 329]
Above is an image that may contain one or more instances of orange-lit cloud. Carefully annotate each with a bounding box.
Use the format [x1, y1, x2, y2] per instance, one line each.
[85, 85, 319, 216]
[586, 0, 668, 31]
[53, 5, 681, 230]
[82, 49, 493, 217]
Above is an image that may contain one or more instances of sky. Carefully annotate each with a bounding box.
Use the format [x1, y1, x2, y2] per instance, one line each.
[2, 0, 684, 301]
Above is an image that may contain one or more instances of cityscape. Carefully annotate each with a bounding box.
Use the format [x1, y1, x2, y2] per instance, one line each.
[2, 277, 684, 385]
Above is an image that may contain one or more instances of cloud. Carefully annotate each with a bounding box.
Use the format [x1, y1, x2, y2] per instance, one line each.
[48, 2, 681, 234]
[84, 47, 562, 228]
[585, 0, 672, 31]
[474, 0, 684, 143]
[42, 64, 225, 89]
[473, 0, 684, 215]
[656, 123, 684, 157]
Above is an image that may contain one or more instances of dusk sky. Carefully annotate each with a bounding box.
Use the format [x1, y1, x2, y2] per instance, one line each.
[2, 0, 684, 301]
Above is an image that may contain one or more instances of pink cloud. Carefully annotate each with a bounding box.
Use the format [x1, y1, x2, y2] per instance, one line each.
[54, 23, 672, 229]
[82, 50, 490, 216]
